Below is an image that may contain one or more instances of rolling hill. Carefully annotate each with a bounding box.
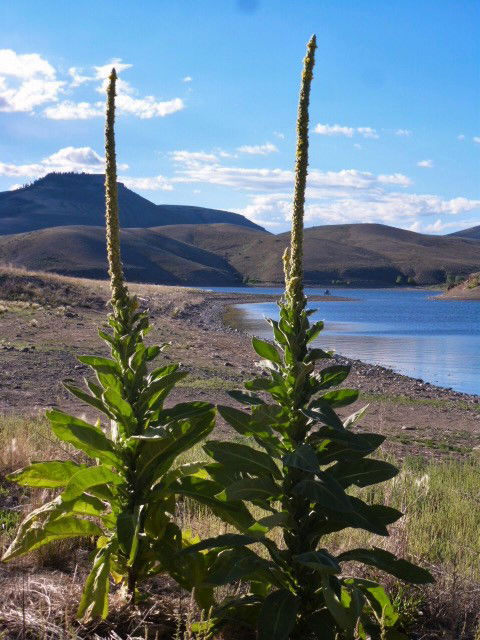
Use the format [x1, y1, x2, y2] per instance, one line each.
[0, 225, 247, 285]
[448, 225, 480, 241]
[0, 173, 265, 234]
[0, 173, 479, 286]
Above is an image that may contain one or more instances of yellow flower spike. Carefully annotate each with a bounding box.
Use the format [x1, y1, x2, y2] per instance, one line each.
[105, 68, 128, 307]
[285, 34, 317, 309]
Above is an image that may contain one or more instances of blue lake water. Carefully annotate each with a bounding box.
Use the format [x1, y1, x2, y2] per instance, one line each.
[203, 287, 480, 396]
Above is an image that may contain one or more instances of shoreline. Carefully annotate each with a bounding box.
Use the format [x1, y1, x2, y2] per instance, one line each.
[180, 290, 480, 403]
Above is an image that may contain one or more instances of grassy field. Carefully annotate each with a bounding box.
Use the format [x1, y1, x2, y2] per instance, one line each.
[0, 414, 479, 639]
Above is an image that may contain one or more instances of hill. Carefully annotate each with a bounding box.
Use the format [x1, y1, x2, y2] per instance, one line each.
[160, 222, 480, 286]
[0, 225, 247, 285]
[0, 172, 265, 234]
[448, 225, 480, 241]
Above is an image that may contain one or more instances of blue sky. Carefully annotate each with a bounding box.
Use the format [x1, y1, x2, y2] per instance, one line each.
[0, 0, 479, 234]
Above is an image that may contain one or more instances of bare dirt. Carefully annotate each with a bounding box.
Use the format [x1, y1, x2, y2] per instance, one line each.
[0, 269, 479, 460]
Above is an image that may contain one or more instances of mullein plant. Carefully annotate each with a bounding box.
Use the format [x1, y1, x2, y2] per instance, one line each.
[182, 36, 433, 640]
[1, 69, 218, 619]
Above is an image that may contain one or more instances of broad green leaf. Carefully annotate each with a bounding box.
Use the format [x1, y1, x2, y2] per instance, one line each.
[47, 410, 120, 466]
[294, 549, 341, 574]
[117, 510, 136, 557]
[2, 516, 102, 561]
[292, 472, 353, 513]
[257, 589, 299, 640]
[319, 388, 359, 408]
[337, 547, 433, 584]
[175, 475, 254, 531]
[283, 444, 319, 473]
[305, 609, 337, 639]
[222, 476, 282, 502]
[181, 533, 258, 554]
[343, 404, 369, 428]
[7, 460, 89, 488]
[136, 409, 214, 488]
[344, 578, 398, 627]
[77, 355, 118, 372]
[252, 337, 282, 365]
[77, 544, 112, 619]
[64, 383, 109, 415]
[62, 465, 124, 502]
[204, 441, 281, 479]
[154, 401, 213, 424]
[306, 320, 324, 343]
[205, 547, 277, 587]
[102, 388, 135, 423]
[330, 459, 398, 488]
[321, 576, 357, 638]
[316, 365, 350, 389]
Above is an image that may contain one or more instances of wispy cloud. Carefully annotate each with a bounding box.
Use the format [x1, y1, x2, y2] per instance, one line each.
[315, 123, 379, 139]
[237, 142, 278, 155]
[395, 129, 412, 137]
[0, 49, 184, 120]
[417, 159, 433, 168]
[0, 49, 64, 112]
[182, 76, 192, 83]
[0, 146, 127, 177]
[474, 136, 480, 144]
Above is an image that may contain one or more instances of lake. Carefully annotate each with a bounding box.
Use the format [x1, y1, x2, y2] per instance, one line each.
[202, 287, 480, 396]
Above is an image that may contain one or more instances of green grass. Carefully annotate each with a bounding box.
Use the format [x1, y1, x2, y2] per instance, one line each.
[362, 391, 480, 413]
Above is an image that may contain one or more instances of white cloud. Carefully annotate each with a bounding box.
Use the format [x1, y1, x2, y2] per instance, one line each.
[314, 123, 379, 139]
[43, 100, 103, 119]
[354, 143, 362, 150]
[357, 127, 379, 139]
[0, 50, 184, 120]
[116, 95, 184, 119]
[0, 49, 64, 113]
[0, 145, 127, 178]
[120, 175, 173, 191]
[457, 134, 465, 141]
[474, 136, 480, 144]
[417, 159, 433, 168]
[395, 129, 412, 137]
[0, 49, 56, 79]
[315, 123, 354, 137]
[171, 150, 218, 166]
[237, 142, 278, 155]
[273, 131, 285, 139]
[182, 76, 192, 83]
[8, 183, 22, 191]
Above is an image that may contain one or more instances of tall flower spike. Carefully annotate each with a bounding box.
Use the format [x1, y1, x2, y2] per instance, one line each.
[285, 35, 317, 309]
[105, 68, 128, 306]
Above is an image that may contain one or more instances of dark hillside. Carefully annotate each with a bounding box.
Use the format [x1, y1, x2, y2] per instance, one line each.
[0, 173, 265, 234]
[0, 225, 244, 285]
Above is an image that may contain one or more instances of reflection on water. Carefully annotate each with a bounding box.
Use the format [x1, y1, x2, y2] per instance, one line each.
[211, 287, 480, 396]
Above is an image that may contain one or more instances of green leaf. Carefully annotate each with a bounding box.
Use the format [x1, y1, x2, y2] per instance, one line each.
[337, 547, 434, 584]
[77, 355, 118, 372]
[175, 476, 254, 531]
[47, 410, 120, 466]
[330, 459, 398, 488]
[321, 576, 358, 638]
[204, 441, 281, 479]
[252, 337, 282, 365]
[155, 401, 213, 423]
[205, 547, 275, 587]
[62, 465, 124, 502]
[306, 320, 324, 343]
[292, 473, 353, 513]
[181, 533, 258, 554]
[343, 404, 369, 428]
[294, 549, 341, 574]
[102, 388, 134, 423]
[64, 383, 109, 415]
[319, 388, 359, 408]
[77, 543, 112, 619]
[222, 476, 282, 502]
[344, 578, 398, 627]
[257, 589, 299, 640]
[283, 444, 319, 473]
[7, 460, 89, 488]
[2, 516, 103, 561]
[305, 610, 337, 639]
[136, 409, 215, 488]
[316, 365, 350, 389]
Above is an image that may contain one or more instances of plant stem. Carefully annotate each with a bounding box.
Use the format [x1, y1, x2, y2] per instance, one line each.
[105, 68, 128, 308]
